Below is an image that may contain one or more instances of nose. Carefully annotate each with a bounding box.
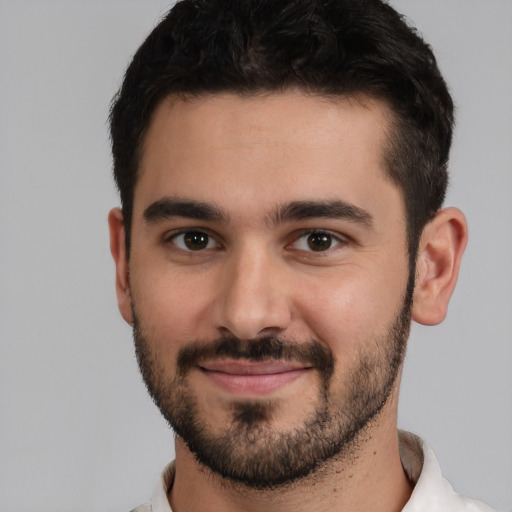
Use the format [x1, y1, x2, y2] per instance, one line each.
[212, 246, 292, 340]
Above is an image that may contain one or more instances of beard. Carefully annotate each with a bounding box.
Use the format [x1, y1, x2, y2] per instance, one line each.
[132, 284, 413, 490]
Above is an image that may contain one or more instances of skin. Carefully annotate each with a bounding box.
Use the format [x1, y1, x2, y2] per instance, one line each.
[109, 91, 467, 512]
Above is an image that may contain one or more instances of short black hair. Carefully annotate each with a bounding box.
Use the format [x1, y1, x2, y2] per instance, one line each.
[110, 0, 453, 257]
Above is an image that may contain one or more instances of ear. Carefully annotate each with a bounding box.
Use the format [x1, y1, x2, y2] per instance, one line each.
[412, 207, 468, 326]
[108, 208, 134, 325]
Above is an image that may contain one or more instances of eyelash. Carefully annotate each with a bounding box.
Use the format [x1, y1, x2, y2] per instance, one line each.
[288, 230, 347, 253]
[163, 229, 348, 254]
[165, 229, 221, 252]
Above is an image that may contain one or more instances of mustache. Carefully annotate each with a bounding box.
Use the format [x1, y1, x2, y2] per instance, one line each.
[177, 336, 334, 379]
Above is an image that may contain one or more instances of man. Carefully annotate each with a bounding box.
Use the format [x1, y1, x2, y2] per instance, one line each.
[108, 0, 495, 511]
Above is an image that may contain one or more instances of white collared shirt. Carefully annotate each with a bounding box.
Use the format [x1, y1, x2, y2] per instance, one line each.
[130, 431, 496, 512]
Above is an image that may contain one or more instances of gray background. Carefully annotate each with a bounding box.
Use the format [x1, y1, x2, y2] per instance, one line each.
[0, 1, 510, 511]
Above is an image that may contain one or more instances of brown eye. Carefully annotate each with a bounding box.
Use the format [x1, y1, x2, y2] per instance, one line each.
[290, 230, 345, 253]
[306, 232, 333, 251]
[171, 231, 217, 251]
[184, 231, 209, 250]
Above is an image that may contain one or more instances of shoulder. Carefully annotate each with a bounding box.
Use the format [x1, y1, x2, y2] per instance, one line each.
[128, 461, 175, 512]
[399, 431, 498, 512]
[457, 496, 498, 512]
[129, 503, 151, 512]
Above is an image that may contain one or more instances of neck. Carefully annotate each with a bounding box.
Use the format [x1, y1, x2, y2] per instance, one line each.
[169, 406, 412, 512]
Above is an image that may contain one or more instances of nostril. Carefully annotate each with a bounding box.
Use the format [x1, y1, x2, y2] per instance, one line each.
[214, 302, 292, 341]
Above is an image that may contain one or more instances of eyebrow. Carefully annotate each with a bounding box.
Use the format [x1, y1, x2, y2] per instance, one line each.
[269, 200, 373, 228]
[143, 196, 373, 228]
[143, 197, 228, 224]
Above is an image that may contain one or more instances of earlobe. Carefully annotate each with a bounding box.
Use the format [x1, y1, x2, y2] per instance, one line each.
[108, 208, 134, 326]
[412, 207, 468, 326]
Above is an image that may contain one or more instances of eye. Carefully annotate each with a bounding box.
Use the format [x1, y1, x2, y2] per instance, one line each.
[169, 230, 219, 251]
[291, 231, 344, 252]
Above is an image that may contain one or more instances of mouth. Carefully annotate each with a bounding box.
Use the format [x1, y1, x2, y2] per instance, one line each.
[199, 359, 311, 396]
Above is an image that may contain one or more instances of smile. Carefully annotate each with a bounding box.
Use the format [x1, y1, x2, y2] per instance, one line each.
[199, 360, 311, 395]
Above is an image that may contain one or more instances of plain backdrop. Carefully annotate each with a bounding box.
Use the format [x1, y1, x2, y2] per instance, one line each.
[0, 1, 511, 511]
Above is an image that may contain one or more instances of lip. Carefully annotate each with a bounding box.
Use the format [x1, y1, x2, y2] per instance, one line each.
[199, 359, 311, 396]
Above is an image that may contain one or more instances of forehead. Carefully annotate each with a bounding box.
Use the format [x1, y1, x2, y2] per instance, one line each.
[135, 91, 401, 224]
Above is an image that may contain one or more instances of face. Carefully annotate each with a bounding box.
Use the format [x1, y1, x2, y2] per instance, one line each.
[118, 92, 413, 487]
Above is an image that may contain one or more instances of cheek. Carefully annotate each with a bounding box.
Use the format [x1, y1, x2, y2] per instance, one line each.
[295, 263, 408, 353]
[130, 261, 217, 350]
